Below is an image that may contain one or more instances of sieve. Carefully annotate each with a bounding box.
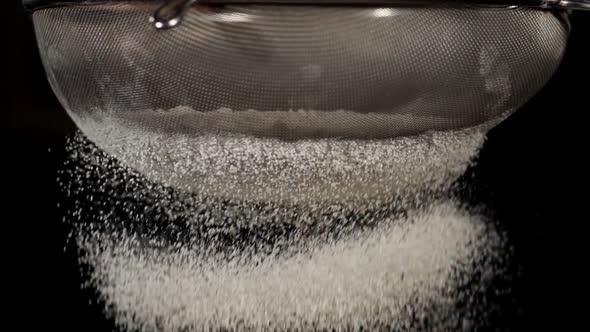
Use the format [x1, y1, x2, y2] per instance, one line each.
[25, 0, 588, 140]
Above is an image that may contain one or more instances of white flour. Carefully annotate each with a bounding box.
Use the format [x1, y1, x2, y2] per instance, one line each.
[77, 201, 502, 331]
[61, 108, 507, 331]
[69, 107, 495, 204]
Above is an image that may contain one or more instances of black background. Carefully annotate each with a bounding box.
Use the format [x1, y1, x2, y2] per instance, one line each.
[8, 2, 589, 331]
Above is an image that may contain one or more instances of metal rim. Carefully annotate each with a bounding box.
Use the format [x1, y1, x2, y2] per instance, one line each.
[21, 0, 590, 10]
[23, 0, 589, 32]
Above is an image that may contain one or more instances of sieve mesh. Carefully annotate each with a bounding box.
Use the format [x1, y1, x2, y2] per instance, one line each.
[33, 4, 568, 139]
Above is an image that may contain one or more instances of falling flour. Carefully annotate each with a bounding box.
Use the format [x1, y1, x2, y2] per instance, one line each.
[59, 108, 509, 331]
[76, 201, 503, 332]
[67, 108, 499, 204]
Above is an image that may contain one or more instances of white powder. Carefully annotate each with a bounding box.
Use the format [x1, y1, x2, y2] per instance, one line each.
[68, 107, 496, 204]
[77, 201, 502, 332]
[60, 107, 507, 331]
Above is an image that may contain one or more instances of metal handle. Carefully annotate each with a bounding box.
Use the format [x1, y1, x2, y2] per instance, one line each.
[553, 0, 590, 10]
[150, 0, 197, 29]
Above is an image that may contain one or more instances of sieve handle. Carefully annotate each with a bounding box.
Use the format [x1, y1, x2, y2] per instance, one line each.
[151, 0, 197, 29]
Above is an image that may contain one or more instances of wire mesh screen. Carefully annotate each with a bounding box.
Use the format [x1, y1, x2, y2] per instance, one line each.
[33, 4, 567, 139]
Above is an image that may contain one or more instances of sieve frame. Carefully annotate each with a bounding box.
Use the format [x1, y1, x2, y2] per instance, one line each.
[27, 0, 575, 141]
[22, 0, 589, 29]
[22, 0, 590, 10]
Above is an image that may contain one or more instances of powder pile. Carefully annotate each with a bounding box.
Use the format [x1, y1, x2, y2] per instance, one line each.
[59, 109, 508, 331]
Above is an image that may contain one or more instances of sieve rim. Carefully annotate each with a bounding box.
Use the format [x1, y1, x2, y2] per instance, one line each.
[22, 0, 590, 11]
[22, 0, 588, 30]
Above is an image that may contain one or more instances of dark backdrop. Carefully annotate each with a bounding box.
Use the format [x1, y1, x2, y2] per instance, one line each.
[8, 1, 589, 331]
